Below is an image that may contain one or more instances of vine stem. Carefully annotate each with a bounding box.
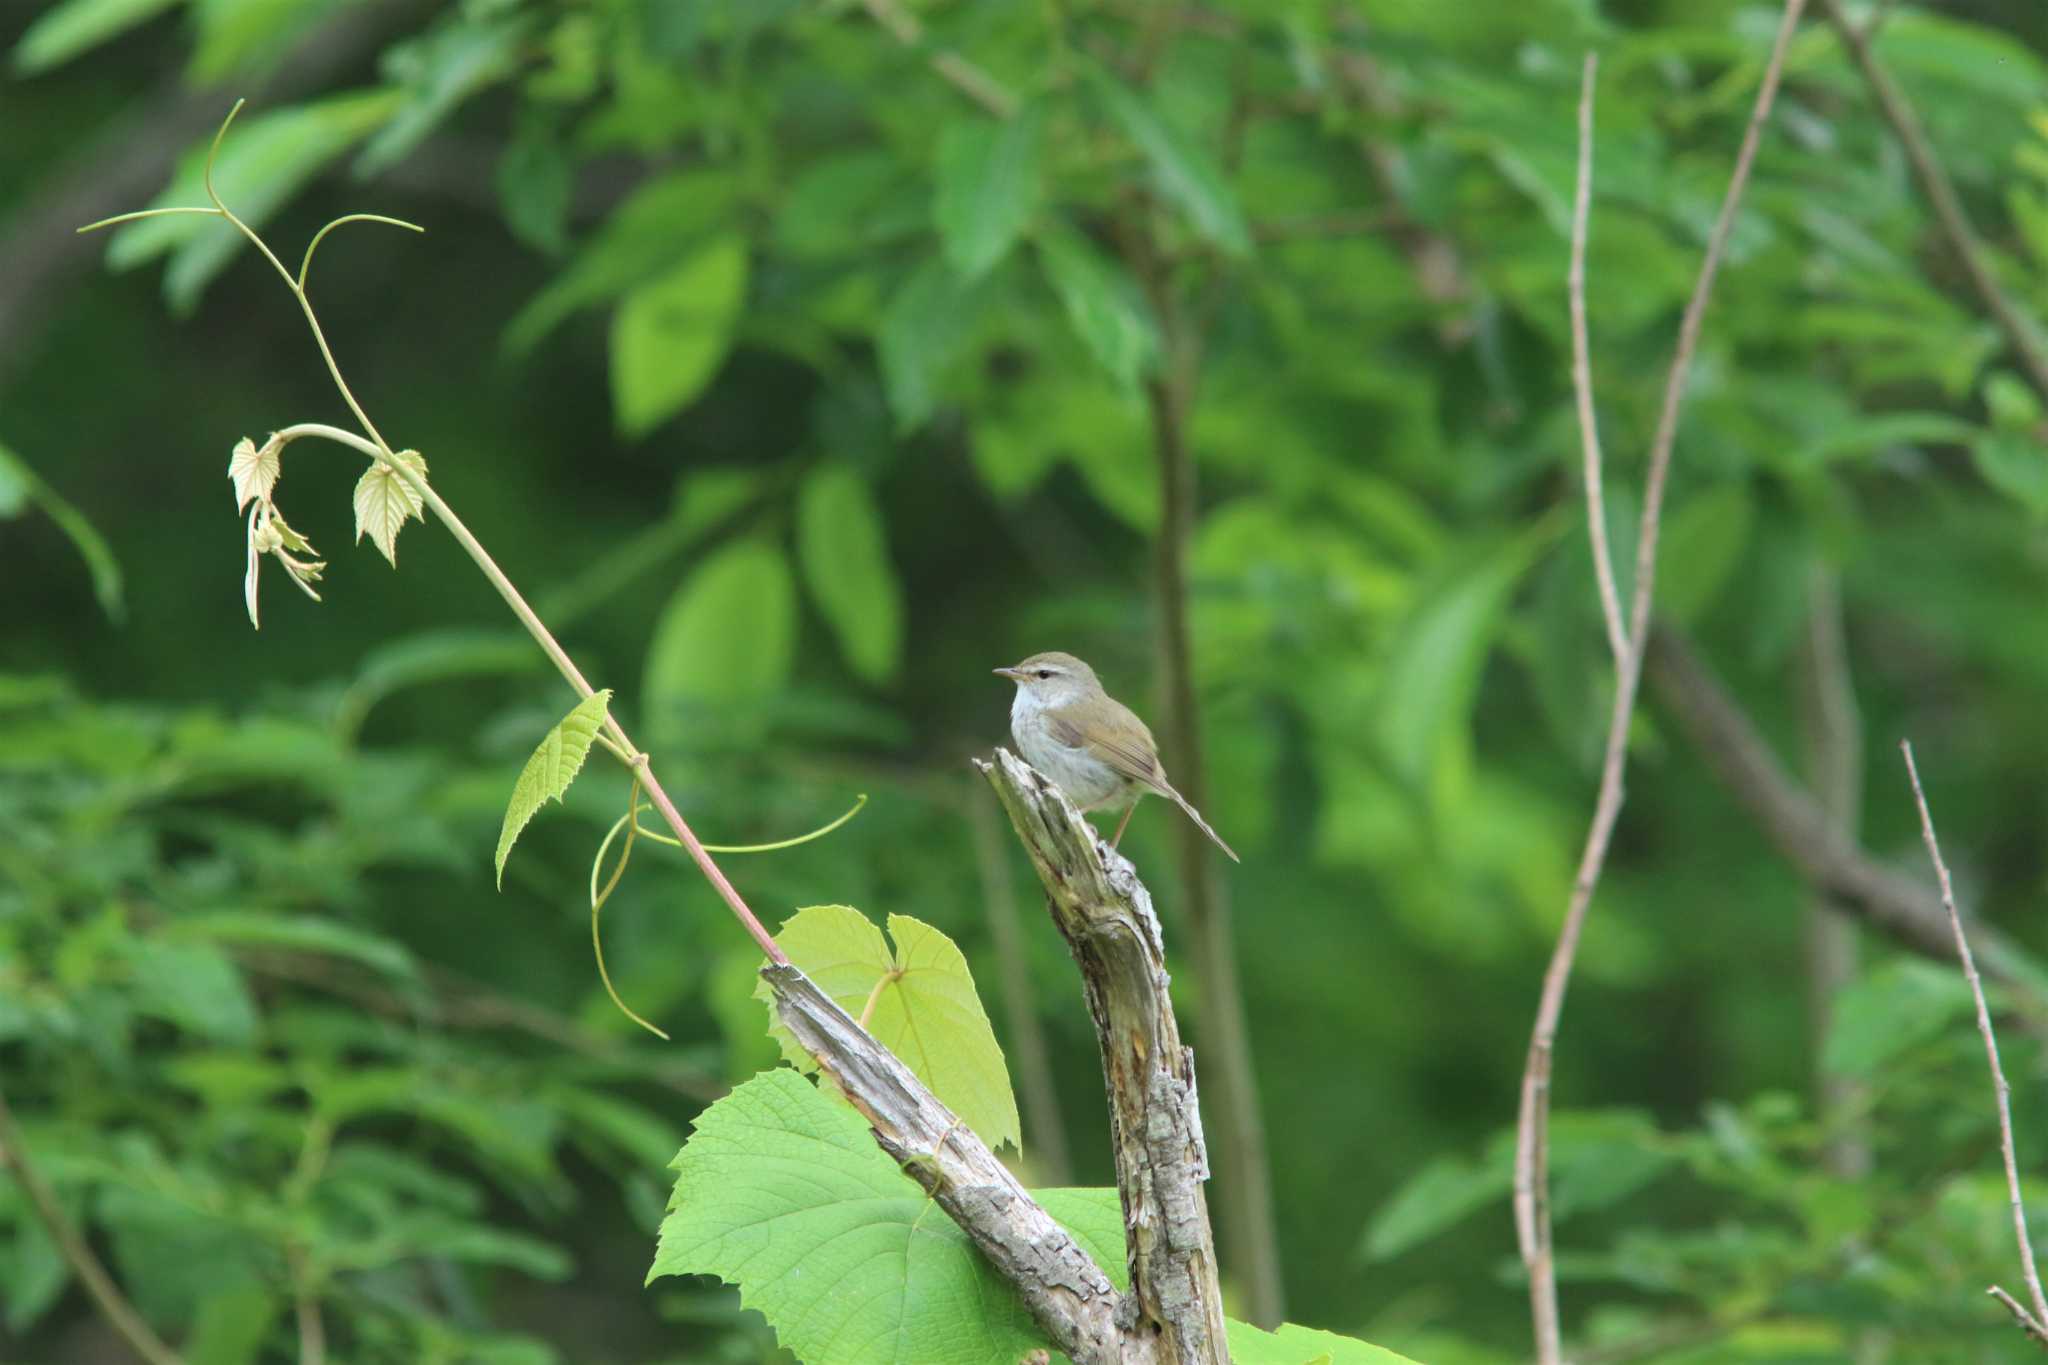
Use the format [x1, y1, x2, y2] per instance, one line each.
[272, 424, 786, 965]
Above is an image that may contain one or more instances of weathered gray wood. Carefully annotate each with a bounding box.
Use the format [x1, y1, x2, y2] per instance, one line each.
[758, 963, 1135, 1365]
[977, 747, 1230, 1365]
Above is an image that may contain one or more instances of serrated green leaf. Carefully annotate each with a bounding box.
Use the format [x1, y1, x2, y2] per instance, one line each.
[11, 0, 176, 74]
[934, 111, 1042, 279]
[495, 689, 613, 888]
[878, 260, 988, 429]
[1656, 482, 1753, 624]
[1091, 71, 1252, 257]
[352, 449, 429, 567]
[1226, 1320, 1422, 1365]
[796, 465, 903, 685]
[105, 91, 403, 314]
[1036, 224, 1157, 391]
[649, 1069, 1117, 1365]
[756, 906, 1020, 1153]
[643, 540, 795, 735]
[610, 234, 750, 438]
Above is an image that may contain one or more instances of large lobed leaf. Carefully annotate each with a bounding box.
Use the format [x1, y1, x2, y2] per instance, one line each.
[756, 906, 1021, 1154]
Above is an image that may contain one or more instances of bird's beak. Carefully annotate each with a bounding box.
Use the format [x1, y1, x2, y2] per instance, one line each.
[992, 666, 1026, 681]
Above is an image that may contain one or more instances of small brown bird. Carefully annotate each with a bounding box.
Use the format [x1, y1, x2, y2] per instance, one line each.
[994, 651, 1238, 862]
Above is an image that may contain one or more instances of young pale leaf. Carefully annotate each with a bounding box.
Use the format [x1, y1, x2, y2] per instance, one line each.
[494, 689, 613, 889]
[11, 0, 177, 75]
[609, 234, 750, 439]
[934, 111, 1042, 279]
[643, 540, 795, 737]
[352, 449, 429, 567]
[1036, 225, 1157, 391]
[228, 436, 280, 513]
[1091, 72, 1252, 258]
[649, 1069, 1121, 1365]
[1225, 1320, 1422, 1365]
[796, 465, 904, 685]
[754, 906, 1021, 1153]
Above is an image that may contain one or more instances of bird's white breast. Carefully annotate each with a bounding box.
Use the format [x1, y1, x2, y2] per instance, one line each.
[1010, 690, 1127, 810]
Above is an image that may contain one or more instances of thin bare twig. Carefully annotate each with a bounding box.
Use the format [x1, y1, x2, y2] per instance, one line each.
[854, 0, 1020, 119]
[1513, 7, 1807, 1360]
[1569, 54, 1628, 668]
[1900, 741, 2048, 1345]
[0, 1085, 184, 1365]
[287, 1244, 326, 1365]
[1820, 0, 2048, 401]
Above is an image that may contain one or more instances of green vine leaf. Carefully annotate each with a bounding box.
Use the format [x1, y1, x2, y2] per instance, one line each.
[755, 906, 1021, 1153]
[1224, 1320, 1422, 1365]
[352, 449, 429, 567]
[495, 689, 612, 888]
[649, 1068, 1121, 1365]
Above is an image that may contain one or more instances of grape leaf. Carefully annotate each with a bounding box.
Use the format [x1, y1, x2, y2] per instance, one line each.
[1225, 1319, 1423, 1365]
[756, 906, 1021, 1153]
[494, 689, 612, 888]
[227, 435, 279, 512]
[352, 449, 429, 567]
[649, 1069, 1119, 1365]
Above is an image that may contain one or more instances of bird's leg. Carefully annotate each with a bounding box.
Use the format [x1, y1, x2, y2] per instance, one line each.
[1110, 804, 1136, 849]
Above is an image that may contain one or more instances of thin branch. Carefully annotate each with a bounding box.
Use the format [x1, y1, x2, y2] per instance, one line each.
[969, 783, 1073, 1183]
[1900, 741, 2048, 1343]
[854, 0, 1021, 119]
[1513, 7, 1807, 1361]
[1642, 625, 2047, 997]
[1820, 0, 2048, 401]
[0, 1084, 184, 1365]
[287, 1243, 326, 1365]
[1569, 53, 1628, 668]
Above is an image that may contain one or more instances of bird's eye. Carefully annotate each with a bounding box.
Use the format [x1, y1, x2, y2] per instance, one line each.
[1035, 669, 1052, 679]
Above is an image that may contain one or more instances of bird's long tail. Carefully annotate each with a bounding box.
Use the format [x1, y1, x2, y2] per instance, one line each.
[1159, 783, 1240, 863]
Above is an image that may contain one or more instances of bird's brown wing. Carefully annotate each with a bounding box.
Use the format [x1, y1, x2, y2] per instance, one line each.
[1047, 702, 1167, 790]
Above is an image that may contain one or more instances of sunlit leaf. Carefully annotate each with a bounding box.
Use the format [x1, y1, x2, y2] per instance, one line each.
[643, 540, 795, 736]
[494, 689, 613, 888]
[11, 0, 176, 74]
[649, 1069, 1117, 1365]
[1226, 1320, 1421, 1365]
[796, 465, 903, 685]
[609, 234, 749, 438]
[756, 906, 1021, 1152]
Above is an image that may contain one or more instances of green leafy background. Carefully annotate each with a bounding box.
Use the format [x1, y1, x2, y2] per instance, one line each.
[7, 0, 2048, 1361]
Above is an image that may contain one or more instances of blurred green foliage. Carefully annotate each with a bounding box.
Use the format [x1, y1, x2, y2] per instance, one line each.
[6, 0, 2048, 1360]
